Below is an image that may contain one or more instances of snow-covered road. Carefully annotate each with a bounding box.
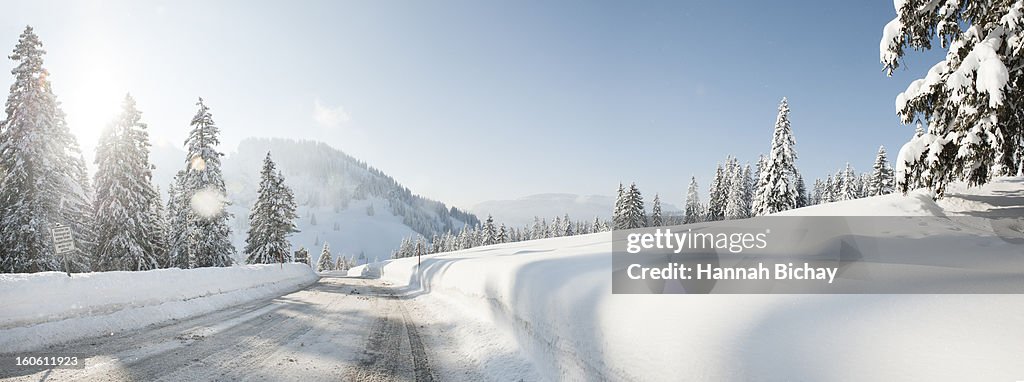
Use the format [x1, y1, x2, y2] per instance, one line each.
[0, 275, 480, 381]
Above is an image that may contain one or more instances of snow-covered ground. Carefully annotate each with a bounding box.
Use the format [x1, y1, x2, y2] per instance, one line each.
[0, 264, 317, 353]
[350, 177, 1024, 381]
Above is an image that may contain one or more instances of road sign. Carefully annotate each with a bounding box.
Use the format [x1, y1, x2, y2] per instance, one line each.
[52, 223, 76, 255]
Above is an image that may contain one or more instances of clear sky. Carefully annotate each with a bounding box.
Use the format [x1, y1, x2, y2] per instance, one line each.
[0, 0, 944, 208]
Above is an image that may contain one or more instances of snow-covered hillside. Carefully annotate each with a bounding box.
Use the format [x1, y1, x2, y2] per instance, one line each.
[153, 138, 479, 265]
[350, 178, 1024, 381]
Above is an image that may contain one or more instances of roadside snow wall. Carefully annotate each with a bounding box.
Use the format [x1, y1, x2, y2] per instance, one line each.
[0, 264, 318, 352]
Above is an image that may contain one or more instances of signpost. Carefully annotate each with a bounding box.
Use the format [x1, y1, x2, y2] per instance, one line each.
[52, 223, 75, 277]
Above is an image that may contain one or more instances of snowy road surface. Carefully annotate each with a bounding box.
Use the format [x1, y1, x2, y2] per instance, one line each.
[0, 275, 484, 381]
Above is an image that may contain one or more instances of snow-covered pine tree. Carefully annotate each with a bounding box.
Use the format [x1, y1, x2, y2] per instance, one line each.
[497, 223, 507, 243]
[869, 145, 895, 196]
[334, 256, 346, 271]
[882, 0, 1024, 194]
[823, 174, 836, 204]
[531, 217, 544, 239]
[622, 183, 646, 229]
[0, 26, 94, 273]
[181, 98, 234, 268]
[741, 164, 754, 215]
[684, 176, 702, 224]
[838, 163, 858, 201]
[794, 172, 807, 208]
[751, 154, 767, 214]
[613, 183, 628, 229]
[165, 172, 190, 268]
[754, 98, 800, 215]
[562, 213, 574, 236]
[92, 95, 164, 271]
[707, 164, 726, 221]
[650, 194, 663, 227]
[244, 153, 299, 264]
[316, 242, 333, 272]
[482, 215, 497, 245]
[725, 166, 748, 220]
[811, 178, 823, 205]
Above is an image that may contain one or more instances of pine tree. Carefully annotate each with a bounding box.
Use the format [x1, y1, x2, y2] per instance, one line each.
[621, 183, 646, 229]
[882, 1, 1024, 194]
[754, 98, 800, 215]
[316, 242, 333, 272]
[482, 215, 497, 245]
[838, 163, 858, 201]
[650, 194, 663, 227]
[725, 166, 749, 220]
[823, 174, 836, 204]
[339, 253, 352, 270]
[244, 153, 299, 264]
[0, 26, 94, 273]
[684, 177, 702, 224]
[869, 145, 895, 196]
[741, 164, 754, 215]
[166, 172, 190, 268]
[562, 214, 574, 236]
[92, 95, 164, 271]
[497, 223, 507, 243]
[794, 173, 807, 208]
[707, 164, 727, 221]
[180, 98, 234, 268]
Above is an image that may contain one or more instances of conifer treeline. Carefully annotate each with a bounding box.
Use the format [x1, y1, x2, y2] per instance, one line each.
[612, 98, 897, 226]
[390, 214, 612, 259]
[0, 26, 300, 274]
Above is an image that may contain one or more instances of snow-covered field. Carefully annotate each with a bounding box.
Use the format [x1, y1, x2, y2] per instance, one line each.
[350, 177, 1024, 381]
[0, 264, 317, 353]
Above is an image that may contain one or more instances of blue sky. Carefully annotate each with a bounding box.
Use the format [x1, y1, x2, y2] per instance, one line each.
[1, 0, 944, 208]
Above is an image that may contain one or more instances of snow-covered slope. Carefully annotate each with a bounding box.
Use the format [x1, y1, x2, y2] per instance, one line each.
[0, 264, 317, 353]
[351, 177, 1024, 381]
[153, 138, 478, 266]
[472, 193, 681, 227]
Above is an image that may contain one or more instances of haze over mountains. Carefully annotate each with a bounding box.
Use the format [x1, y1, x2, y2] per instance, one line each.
[471, 193, 681, 227]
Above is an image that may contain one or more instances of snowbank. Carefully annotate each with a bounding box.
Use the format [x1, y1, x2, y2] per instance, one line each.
[350, 178, 1024, 381]
[0, 264, 317, 352]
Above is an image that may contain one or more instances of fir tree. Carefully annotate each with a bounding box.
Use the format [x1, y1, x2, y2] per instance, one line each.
[794, 173, 807, 208]
[684, 177, 702, 224]
[497, 223, 508, 243]
[316, 242, 333, 272]
[754, 98, 801, 215]
[165, 172, 190, 268]
[741, 164, 754, 215]
[650, 194, 663, 227]
[180, 98, 234, 268]
[482, 215, 497, 245]
[621, 183, 646, 229]
[0, 26, 94, 273]
[707, 164, 727, 221]
[838, 163, 858, 201]
[92, 95, 163, 271]
[244, 153, 299, 264]
[725, 165, 749, 220]
[882, 1, 1024, 194]
[869, 145, 895, 196]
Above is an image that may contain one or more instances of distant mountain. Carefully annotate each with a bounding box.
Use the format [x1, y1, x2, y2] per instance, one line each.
[151, 138, 478, 265]
[472, 193, 680, 228]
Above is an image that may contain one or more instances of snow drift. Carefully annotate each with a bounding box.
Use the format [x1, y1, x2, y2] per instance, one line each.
[351, 178, 1024, 381]
[0, 264, 317, 353]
